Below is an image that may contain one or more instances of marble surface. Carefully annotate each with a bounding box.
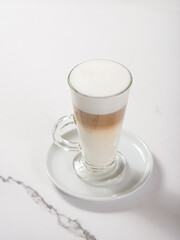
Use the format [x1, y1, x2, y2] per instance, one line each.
[0, 0, 180, 239]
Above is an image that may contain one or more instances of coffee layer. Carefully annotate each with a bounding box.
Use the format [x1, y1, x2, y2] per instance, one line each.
[74, 106, 126, 129]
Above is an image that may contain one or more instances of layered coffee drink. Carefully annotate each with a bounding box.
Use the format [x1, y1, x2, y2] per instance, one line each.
[68, 60, 132, 168]
[74, 106, 126, 166]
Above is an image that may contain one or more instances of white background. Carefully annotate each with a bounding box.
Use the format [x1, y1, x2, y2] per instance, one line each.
[0, 0, 180, 239]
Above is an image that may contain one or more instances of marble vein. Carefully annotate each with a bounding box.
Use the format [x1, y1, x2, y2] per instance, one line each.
[0, 175, 96, 240]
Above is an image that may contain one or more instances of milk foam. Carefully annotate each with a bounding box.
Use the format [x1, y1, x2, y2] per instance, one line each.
[69, 60, 132, 115]
[69, 60, 131, 97]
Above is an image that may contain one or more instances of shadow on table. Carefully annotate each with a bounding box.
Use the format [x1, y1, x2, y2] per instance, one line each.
[58, 154, 180, 236]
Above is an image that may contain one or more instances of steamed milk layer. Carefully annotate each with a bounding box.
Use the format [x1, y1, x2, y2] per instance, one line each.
[74, 106, 126, 166]
[69, 60, 131, 167]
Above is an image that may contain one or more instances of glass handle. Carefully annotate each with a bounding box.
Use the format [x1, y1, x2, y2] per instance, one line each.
[52, 114, 81, 151]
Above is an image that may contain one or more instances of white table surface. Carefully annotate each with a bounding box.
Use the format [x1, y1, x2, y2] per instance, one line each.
[0, 0, 180, 239]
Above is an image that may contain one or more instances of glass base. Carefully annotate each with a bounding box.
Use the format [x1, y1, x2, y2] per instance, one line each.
[73, 152, 127, 185]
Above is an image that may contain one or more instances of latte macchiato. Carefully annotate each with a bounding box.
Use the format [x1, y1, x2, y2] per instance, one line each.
[52, 59, 132, 184]
[68, 60, 131, 167]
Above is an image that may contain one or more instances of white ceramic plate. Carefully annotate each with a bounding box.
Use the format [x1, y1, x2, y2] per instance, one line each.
[46, 129, 153, 201]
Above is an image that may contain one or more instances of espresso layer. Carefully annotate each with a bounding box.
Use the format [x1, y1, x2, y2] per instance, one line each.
[74, 106, 126, 129]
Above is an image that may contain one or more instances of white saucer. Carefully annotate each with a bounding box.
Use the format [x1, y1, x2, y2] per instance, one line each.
[46, 129, 153, 201]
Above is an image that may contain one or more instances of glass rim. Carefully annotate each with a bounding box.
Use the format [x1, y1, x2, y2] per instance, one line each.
[67, 59, 133, 99]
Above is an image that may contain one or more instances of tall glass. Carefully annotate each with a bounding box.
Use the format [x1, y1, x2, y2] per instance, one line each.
[53, 60, 132, 184]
